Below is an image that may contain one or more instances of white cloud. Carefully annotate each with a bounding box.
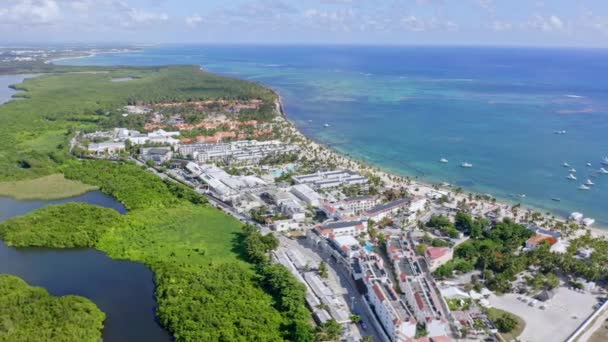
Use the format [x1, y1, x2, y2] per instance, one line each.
[121, 7, 168, 27]
[0, 0, 61, 25]
[491, 20, 512, 31]
[525, 14, 566, 32]
[549, 15, 563, 30]
[185, 14, 202, 28]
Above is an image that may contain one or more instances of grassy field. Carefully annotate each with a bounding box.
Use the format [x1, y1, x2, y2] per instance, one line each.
[0, 174, 97, 200]
[0, 274, 105, 342]
[487, 307, 526, 342]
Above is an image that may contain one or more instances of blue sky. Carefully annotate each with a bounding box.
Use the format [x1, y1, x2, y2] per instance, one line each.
[2, 0, 608, 47]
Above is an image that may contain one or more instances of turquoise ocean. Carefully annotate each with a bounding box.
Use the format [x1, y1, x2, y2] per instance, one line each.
[57, 45, 608, 226]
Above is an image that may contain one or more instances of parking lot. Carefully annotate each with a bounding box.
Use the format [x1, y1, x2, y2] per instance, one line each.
[489, 286, 599, 342]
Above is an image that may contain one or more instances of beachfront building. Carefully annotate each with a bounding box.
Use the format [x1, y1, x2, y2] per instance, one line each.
[292, 170, 368, 190]
[424, 247, 454, 272]
[364, 197, 427, 221]
[290, 184, 323, 207]
[525, 234, 557, 250]
[314, 220, 366, 238]
[178, 140, 299, 165]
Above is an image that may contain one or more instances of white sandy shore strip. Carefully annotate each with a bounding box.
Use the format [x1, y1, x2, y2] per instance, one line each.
[273, 96, 608, 239]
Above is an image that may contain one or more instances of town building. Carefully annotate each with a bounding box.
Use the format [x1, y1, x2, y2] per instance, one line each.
[315, 220, 366, 238]
[292, 170, 368, 190]
[340, 195, 378, 214]
[328, 235, 362, 258]
[424, 247, 454, 272]
[273, 219, 302, 232]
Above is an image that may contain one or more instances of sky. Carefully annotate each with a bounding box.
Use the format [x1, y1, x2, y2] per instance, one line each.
[2, 0, 608, 47]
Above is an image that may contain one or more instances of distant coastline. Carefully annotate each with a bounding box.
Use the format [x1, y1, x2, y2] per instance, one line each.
[52, 49, 608, 235]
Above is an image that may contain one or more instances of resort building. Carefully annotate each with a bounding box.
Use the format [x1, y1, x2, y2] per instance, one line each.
[314, 220, 366, 238]
[178, 140, 299, 165]
[197, 164, 266, 202]
[292, 170, 368, 190]
[525, 234, 557, 250]
[364, 197, 427, 221]
[290, 184, 323, 207]
[424, 247, 454, 272]
[141, 147, 173, 164]
[87, 141, 125, 155]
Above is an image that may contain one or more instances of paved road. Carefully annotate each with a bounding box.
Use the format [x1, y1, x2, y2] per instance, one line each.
[572, 304, 608, 342]
[300, 238, 385, 342]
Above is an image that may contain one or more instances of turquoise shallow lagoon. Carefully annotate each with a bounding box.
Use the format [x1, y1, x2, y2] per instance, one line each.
[57, 45, 608, 226]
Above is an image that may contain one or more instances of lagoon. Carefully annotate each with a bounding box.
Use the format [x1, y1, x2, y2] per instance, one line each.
[0, 192, 171, 342]
[0, 74, 37, 105]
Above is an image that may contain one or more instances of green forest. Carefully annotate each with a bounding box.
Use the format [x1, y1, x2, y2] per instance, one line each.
[0, 65, 275, 181]
[0, 64, 313, 341]
[0, 275, 105, 342]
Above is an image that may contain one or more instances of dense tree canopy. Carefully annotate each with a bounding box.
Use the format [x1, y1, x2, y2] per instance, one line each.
[0, 203, 122, 248]
[0, 275, 105, 342]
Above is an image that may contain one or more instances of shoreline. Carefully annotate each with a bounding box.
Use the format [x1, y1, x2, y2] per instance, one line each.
[271, 90, 608, 238]
[44, 48, 142, 65]
[49, 52, 608, 237]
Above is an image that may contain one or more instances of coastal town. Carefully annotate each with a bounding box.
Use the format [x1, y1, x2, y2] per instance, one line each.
[71, 95, 608, 342]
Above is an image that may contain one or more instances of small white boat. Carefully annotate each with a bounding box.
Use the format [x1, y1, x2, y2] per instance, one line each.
[602, 157, 608, 166]
[587, 163, 592, 167]
[563, 162, 570, 167]
[567, 174, 577, 180]
[585, 179, 595, 186]
[461, 162, 473, 168]
[439, 158, 448, 163]
[600, 168, 608, 174]
[578, 184, 590, 190]
[554, 130, 567, 134]
[323, 123, 330, 127]
[569, 168, 577, 173]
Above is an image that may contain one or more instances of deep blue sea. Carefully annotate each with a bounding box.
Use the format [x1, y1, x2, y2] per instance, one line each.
[57, 45, 608, 226]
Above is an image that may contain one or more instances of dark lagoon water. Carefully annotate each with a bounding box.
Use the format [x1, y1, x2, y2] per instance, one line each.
[0, 74, 37, 104]
[0, 192, 171, 342]
[58, 45, 608, 226]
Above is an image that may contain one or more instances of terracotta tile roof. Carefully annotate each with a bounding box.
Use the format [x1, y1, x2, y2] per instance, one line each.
[425, 247, 450, 260]
[527, 234, 557, 246]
